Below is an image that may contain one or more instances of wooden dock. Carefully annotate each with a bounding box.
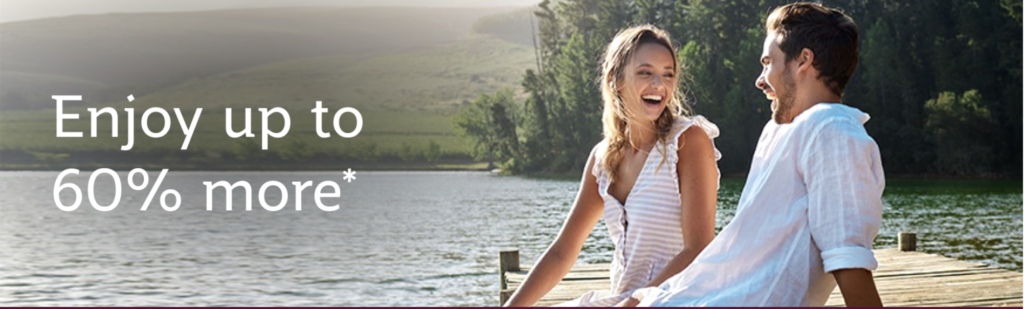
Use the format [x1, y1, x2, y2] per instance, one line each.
[498, 233, 1023, 307]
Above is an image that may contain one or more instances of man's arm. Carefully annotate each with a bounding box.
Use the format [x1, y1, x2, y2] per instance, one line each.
[800, 120, 886, 307]
[834, 268, 882, 307]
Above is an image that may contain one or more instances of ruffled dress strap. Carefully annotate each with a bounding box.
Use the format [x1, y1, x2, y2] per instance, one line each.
[665, 115, 721, 160]
[664, 115, 722, 188]
[590, 140, 609, 183]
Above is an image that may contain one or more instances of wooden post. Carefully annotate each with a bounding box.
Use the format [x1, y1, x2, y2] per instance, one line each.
[500, 289, 515, 306]
[899, 232, 917, 252]
[499, 248, 520, 306]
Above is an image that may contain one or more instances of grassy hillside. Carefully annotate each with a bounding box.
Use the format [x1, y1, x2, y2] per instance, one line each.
[471, 7, 537, 46]
[121, 35, 534, 113]
[0, 6, 515, 110]
[1, 1, 544, 23]
[1, 35, 535, 169]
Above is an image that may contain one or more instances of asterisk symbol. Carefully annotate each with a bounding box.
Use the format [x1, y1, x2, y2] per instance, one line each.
[342, 168, 356, 183]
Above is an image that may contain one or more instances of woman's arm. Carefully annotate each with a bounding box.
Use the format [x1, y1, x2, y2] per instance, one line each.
[503, 150, 606, 307]
[652, 127, 718, 285]
[618, 127, 718, 307]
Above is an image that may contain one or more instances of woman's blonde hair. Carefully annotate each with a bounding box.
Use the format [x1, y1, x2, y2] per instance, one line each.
[599, 25, 689, 182]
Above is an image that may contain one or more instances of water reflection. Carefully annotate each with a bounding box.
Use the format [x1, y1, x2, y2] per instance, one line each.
[0, 172, 1019, 306]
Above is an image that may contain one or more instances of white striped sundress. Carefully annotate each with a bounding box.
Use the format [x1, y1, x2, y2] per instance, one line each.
[558, 116, 721, 307]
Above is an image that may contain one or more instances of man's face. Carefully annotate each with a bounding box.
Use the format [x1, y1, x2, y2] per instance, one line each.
[755, 32, 797, 124]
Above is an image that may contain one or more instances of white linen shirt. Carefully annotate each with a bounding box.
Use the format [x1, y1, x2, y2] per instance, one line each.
[633, 103, 885, 307]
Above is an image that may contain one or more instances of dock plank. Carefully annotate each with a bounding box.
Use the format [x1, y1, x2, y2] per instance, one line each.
[499, 248, 1023, 307]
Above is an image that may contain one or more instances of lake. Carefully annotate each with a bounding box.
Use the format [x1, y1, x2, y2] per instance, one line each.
[0, 171, 1020, 306]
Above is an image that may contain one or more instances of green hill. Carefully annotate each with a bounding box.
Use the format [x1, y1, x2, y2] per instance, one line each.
[0, 6, 518, 110]
[1, 35, 535, 169]
[125, 35, 534, 113]
[0, 6, 540, 169]
[471, 7, 538, 46]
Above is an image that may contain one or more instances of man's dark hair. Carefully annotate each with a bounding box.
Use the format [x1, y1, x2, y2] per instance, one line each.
[766, 2, 859, 96]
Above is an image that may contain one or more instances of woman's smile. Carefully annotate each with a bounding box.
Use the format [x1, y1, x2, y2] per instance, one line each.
[641, 94, 664, 106]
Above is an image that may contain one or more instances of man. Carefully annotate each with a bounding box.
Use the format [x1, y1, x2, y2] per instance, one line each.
[627, 2, 885, 307]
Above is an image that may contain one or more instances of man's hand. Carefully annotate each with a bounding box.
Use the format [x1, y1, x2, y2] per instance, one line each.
[834, 268, 882, 307]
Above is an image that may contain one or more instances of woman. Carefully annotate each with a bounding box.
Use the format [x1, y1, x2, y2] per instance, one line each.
[502, 25, 722, 307]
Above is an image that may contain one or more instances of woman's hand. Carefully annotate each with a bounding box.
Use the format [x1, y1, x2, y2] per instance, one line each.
[616, 296, 640, 307]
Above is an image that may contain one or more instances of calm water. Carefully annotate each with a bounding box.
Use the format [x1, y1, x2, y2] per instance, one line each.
[0, 171, 1020, 306]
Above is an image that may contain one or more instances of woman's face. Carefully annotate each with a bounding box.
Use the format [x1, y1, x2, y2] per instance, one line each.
[618, 42, 676, 122]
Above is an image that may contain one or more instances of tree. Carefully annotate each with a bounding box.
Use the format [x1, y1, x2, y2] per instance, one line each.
[398, 142, 420, 162]
[452, 88, 519, 168]
[425, 140, 443, 163]
[551, 32, 603, 171]
[469, 0, 1022, 177]
[234, 138, 266, 161]
[924, 90, 996, 175]
[278, 139, 315, 162]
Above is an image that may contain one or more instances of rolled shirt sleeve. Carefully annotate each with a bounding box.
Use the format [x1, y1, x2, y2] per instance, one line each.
[800, 118, 885, 273]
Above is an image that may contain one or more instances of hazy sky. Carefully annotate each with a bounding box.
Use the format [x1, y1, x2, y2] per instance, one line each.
[0, 0, 541, 23]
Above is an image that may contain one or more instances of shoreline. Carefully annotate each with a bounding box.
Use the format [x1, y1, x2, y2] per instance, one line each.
[1, 165, 1019, 181]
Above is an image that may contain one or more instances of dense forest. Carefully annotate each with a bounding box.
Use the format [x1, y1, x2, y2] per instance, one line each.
[456, 0, 1022, 177]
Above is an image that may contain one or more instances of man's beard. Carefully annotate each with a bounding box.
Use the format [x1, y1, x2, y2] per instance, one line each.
[772, 67, 797, 124]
